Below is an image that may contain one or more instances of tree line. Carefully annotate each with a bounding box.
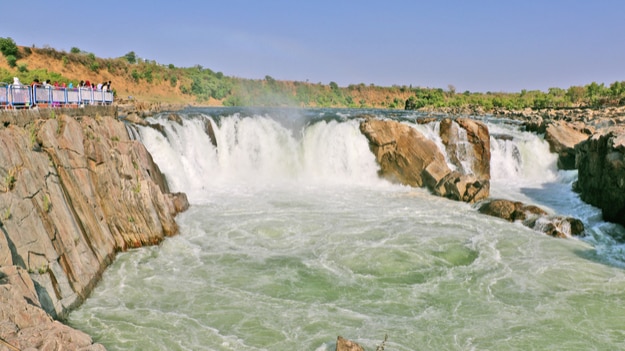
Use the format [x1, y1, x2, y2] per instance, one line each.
[1, 37, 623, 110]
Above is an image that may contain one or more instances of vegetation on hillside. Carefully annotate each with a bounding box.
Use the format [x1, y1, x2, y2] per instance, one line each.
[1, 37, 624, 111]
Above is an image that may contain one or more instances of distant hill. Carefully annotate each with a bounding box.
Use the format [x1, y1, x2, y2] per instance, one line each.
[0, 42, 413, 108]
[1, 38, 623, 110]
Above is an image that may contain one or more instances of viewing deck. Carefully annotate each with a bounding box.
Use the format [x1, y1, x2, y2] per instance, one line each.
[0, 83, 114, 109]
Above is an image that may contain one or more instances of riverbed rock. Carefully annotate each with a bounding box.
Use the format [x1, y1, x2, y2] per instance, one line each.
[544, 120, 590, 169]
[359, 118, 451, 189]
[336, 336, 364, 351]
[575, 126, 625, 226]
[477, 199, 585, 237]
[0, 108, 186, 349]
[360, 118, 489, 203]
[439, 117, 491, 181]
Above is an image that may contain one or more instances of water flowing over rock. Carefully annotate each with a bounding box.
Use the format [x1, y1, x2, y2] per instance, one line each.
[360, 118, 489, 203]
[478, 199, 585, 238]
[0, 107, 188, 349]
[575, 126, 625, 227]
[440, 117, 491, 180]
[359, 118, 450, 188]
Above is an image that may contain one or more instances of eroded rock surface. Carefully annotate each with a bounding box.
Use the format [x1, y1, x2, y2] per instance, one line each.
[360, 118, 489, 203]
[575, 126, 625, 227]
[0, 108, 188, 349]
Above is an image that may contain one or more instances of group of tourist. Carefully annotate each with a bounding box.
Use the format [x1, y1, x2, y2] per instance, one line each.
[28, 78, 112, 92]
[2, 77, 115, 108]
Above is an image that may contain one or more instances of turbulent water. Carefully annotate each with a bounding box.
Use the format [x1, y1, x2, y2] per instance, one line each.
[69, 108, 625, 351]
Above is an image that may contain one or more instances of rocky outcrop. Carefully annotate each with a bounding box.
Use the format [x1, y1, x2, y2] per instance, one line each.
[440, 117, 491, 180]
[360, 118, 489, 203]
[360, 118, 451, 188]
[336, 336, 364, 351]
[478, 199, 585, 238]
[544, 120, 590, 169]
[0, 266, 105, 350]
[0, 107, 188, 349]
[575, 126, 625, 227]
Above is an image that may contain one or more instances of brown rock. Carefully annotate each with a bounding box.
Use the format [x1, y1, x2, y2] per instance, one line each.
[478, 199, 584, 237]
[336, 336, 364, 351]
[0, 110, 187, 349]
[575, 126, 625, 226]
[0, 266, 105, 350]
[360, 118, 451, 188]
[544, 120, 589, 170]
[455, 117, 491, 181]
[360, 118, 490, 203]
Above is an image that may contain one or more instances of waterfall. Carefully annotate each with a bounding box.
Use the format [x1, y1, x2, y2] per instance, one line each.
[137, 111, 385, 203]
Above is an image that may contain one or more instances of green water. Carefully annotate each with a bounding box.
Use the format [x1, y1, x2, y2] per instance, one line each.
[68, 109, 625, 350]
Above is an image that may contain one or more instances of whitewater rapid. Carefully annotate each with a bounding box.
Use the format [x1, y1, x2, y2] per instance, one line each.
[69, 108, 625, 351]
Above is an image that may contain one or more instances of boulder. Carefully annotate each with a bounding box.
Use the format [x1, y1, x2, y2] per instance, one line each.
[360, 118, 489, 203]
[575, 126, 625, 226]
[359, 118, 451, 189]
[336, 336, 364, 351]
[478, 199, 585, 237]
[440, 117, 491, 181]
[544, 120, 589, 169]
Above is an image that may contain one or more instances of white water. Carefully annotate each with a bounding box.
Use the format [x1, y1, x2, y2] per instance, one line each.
[69, 108, 625, 350]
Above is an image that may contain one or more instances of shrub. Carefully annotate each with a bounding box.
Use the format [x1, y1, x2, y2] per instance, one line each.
[6, 55, 17, 68]
[124, 51, 137, 64]
[0, 37, 18, 57]
[70, 47, 81, 54]
[131, 69, 140, 82]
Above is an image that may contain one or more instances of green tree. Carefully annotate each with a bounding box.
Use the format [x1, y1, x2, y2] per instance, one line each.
[70, 47, 81, 54]
[566, 86, 585, 105]
[0, 37, 18, 58]
[124, 51, 137, 64]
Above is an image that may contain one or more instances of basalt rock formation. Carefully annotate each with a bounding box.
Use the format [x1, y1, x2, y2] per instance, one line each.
[359, 117, 489, 203]
[575, 126, 625, 227]
[0, 107, 188, 350]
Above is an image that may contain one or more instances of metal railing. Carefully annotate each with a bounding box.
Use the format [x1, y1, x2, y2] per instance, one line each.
[2, 83, 114, 109]
[0, 83, 8, 109]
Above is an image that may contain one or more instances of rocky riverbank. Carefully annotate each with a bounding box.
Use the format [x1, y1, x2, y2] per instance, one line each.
[496, 106, 625, 228]
[418, 105, 625, 228]
[0, 106, 188, 350]
[1, 104, 623, 350]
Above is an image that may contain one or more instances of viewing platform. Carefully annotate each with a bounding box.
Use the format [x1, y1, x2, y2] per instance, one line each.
[0, 82, 114, 109]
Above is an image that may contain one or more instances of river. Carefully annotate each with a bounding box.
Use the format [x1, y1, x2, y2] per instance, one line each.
[68, 107, 625, 350]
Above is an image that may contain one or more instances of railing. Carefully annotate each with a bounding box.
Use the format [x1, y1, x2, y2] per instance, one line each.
[0, 83, 8, 109]
[2, 83, 114, 109]
[9, 84, 32, 108]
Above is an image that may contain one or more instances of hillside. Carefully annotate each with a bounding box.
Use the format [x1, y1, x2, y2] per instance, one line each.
[1, 39, 624, 111]
[0, 46, 202, 104]
[0, 44, 413, 108]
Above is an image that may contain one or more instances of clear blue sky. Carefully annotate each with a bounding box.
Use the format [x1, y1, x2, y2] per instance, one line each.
[2, 0, 623, 92]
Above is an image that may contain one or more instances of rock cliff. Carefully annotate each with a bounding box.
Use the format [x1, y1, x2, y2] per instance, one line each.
[0, 107, 188, 350]
[575, 126, 625, 227]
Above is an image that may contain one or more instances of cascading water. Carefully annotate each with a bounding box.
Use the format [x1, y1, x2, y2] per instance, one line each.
[69, 108, 625, 351]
